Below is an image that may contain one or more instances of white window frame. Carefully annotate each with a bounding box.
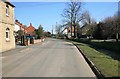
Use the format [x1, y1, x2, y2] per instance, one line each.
[6, 28, 10, 41]
[6, 5, 9, 16]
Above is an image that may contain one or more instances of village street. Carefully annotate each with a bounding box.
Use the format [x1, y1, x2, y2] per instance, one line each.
[2, 38, 96, 78]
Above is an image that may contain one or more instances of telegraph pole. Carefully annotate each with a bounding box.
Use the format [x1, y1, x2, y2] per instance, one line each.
[56, 22, 58, 38]
[52, 25, 53, 36]
[71, 12, 73, 38]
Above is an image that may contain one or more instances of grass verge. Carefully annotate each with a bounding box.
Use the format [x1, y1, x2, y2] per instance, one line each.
[72, 41, 120, 77]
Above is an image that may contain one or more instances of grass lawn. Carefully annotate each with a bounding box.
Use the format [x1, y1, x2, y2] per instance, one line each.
[72, 41, 120, 77]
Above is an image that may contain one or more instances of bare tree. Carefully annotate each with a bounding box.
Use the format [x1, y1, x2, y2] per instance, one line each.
[81, 11, 96, 38]
[82, 11, 91, 25]
[55, 24, 62, 38]
[105, 14, 120, 42]
[62, 0, 85, 38]
[96, 13, 120, 42]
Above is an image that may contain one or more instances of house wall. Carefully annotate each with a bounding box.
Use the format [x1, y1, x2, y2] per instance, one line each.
[0, 23, 2, 52]
[63, 29, 67, 35]
[15, 24, 20, 32]
[81, 26, 90, 35]
[67, 26, 74, 38]
[0, 1, 15, 52]
[0, 2, 2, 53]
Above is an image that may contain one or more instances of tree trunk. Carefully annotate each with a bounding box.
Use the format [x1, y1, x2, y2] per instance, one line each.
[73, 21, 76, 38]
[74, 25, 76, 38]
[71, 22, 72, 38]
[116, 33, 119, 42]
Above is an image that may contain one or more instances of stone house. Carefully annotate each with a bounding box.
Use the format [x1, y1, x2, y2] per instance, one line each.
[0, 1, 15, 52]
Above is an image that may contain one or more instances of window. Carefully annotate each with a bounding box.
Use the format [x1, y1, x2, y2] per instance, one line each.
[6, 28, 10, 41]
[6, 5, 9, 16]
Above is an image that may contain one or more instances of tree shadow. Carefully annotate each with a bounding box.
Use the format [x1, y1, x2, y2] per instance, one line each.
[89, 44, 120, 61]
[74, 39, 120, 61]
[64, 43, 75, 46]
[74, 43, 85, 46]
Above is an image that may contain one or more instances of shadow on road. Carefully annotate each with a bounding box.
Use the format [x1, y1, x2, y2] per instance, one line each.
[64, 43, 75, 46]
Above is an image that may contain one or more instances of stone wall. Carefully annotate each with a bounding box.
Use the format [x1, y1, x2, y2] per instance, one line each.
[0, 1, 15, 52]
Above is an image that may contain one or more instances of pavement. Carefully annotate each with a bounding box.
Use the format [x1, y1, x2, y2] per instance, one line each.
[2, 38, 96, 78]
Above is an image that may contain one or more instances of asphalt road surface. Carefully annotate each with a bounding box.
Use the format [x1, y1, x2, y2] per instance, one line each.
[2, 38, 96, 78]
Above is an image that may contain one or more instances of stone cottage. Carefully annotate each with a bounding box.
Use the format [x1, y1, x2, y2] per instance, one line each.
[0, 1, 15, 52]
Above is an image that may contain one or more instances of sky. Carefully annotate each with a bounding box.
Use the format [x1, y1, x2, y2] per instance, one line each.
[12, 2, 118, 33]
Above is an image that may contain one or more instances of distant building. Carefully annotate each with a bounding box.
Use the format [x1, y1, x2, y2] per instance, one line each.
[67, 26, 74, 38]
[62, 25, 74, 38]
[15, 20, 27, 36]
[81, 25, 90, 35]
[14, 20, 27, 44]
[62, 27, 67, 35]
[0, 1, 15, 52]
[15, 21, 36, 37]
[26, 23, 36, 36]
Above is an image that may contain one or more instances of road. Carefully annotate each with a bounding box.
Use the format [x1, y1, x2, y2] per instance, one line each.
[2, 38, 96, 78]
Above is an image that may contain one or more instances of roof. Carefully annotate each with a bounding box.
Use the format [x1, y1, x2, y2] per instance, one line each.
[15, 20, 27, 32]
[15, 20, 25, 29]
[26, 23, 36, 34]
[2, 0, 15, 7]
[5, 2, 15, 7]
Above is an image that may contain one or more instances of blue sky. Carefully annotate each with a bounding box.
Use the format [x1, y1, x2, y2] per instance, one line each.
[12, 2, 118, 33]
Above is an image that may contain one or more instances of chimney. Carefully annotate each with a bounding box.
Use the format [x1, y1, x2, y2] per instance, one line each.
[15, 20, 18, 22]
[30, 23, 32, 26]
